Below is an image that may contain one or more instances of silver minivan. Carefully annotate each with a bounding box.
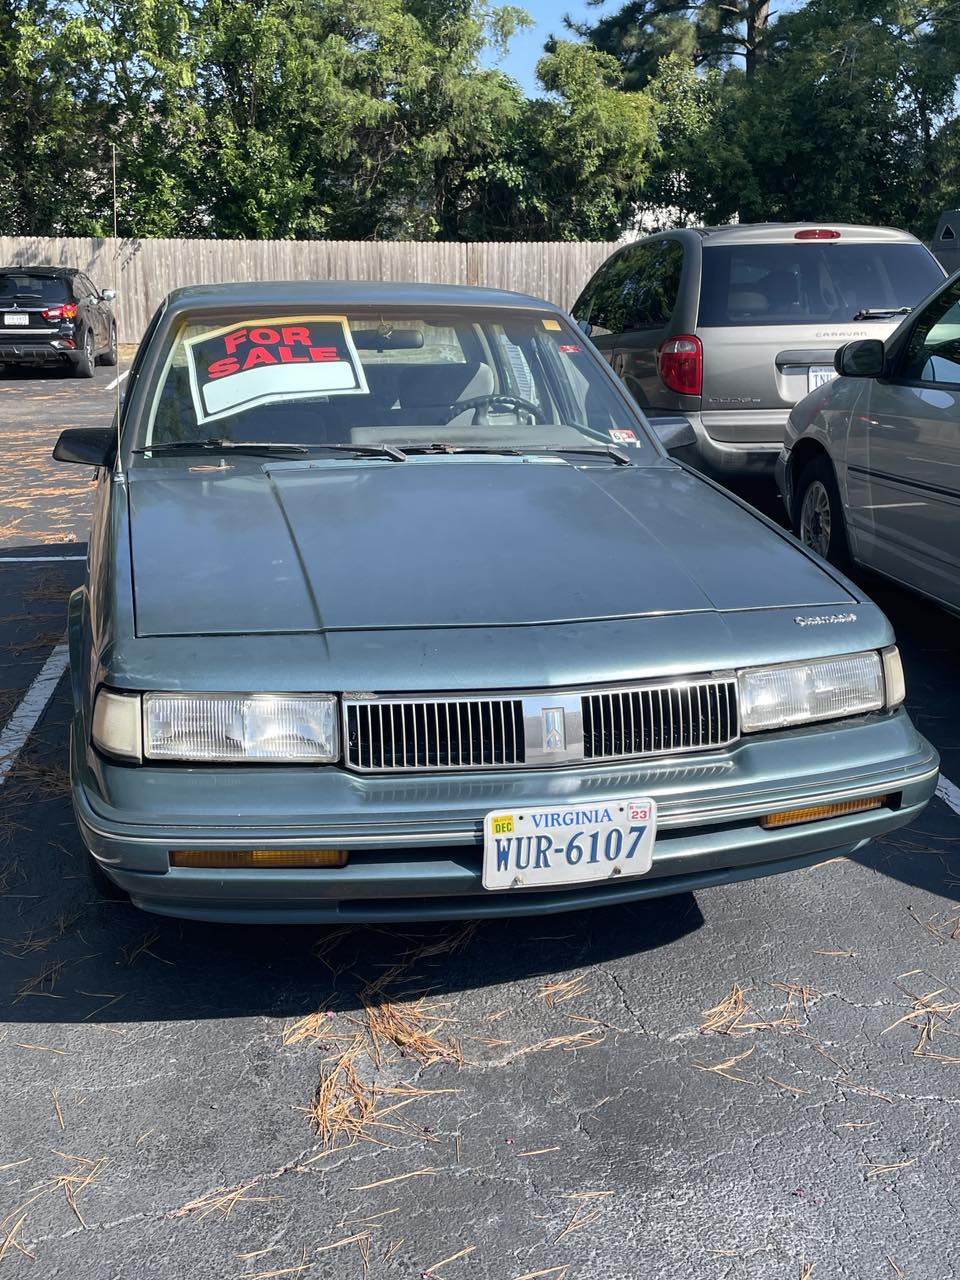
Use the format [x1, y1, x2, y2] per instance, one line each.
[572, 224, 947, 479]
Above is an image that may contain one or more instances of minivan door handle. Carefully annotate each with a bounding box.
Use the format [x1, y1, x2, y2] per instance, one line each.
[612, 353, 626, 376]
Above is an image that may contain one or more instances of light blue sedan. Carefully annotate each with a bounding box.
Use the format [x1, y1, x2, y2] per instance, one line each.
[53, 282, 938, 923]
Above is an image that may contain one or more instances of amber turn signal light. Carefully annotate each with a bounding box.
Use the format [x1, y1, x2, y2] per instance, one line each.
[170, 849, 349, 869]
[760, 796, 886, 830]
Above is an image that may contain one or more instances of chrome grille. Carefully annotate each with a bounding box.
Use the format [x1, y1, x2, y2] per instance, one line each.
[345, 697, 525, 771]
[582, 677, 739, 762]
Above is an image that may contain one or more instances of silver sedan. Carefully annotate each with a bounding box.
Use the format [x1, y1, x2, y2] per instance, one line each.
[779, 271, 960, 616]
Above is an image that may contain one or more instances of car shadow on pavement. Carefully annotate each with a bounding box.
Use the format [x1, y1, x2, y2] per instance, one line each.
[0, 684, 705, 1027]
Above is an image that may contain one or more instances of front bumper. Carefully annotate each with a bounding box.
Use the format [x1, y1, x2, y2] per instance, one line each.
[72, 709, 939, 923]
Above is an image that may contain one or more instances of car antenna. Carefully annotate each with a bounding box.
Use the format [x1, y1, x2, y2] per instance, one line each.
[112, 143, 122, 477]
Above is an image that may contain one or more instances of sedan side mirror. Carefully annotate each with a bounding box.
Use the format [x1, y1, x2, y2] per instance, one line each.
[576, 318, 594, 338]
[648, 414, 698, 455]
[101, 289, 117, 302]
[835, 338, 885, 378]
[53, 427, 115, 466]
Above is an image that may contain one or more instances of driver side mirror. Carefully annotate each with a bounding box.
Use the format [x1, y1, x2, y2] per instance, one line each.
[53, 427, 114, 466]
[835, 338, 885, 378]
[101, 289, 117, 302]
[576, 318, 594, 338]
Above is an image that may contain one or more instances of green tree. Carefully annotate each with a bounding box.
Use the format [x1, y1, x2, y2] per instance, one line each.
[723, 0, 960, 231]
[571, 0, 775, 90]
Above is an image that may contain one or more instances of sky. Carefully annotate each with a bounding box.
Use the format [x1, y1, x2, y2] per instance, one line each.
[484, 0, 615, 96]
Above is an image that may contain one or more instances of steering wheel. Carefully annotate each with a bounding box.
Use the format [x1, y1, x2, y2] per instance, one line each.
[450, 393, 546, 424]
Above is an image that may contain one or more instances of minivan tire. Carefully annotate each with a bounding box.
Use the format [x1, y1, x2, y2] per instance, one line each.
[74, 329, 96, 378]
[793, 454, 851, 571]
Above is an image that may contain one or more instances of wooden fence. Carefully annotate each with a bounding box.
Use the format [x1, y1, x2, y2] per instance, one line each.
[0, 238, 616, 342]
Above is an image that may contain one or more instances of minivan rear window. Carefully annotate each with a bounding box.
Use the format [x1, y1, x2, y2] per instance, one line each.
[698, 243, 945, 327]
[0, 274, 70, 304]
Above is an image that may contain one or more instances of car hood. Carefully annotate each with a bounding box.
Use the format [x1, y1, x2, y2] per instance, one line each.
[127, 457, 855, 637]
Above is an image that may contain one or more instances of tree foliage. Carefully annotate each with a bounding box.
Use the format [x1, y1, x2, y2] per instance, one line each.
[589, 0, 960, 237]
[1, 0, 958, 241]
[0, 0, 656, 239]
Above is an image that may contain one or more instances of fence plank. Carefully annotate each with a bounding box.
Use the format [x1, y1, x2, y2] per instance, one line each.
[0, 237, 615, 342]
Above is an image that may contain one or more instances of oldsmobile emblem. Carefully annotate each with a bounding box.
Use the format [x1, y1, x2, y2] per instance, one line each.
[794, 612, 858, 627]
[541, 707, 566, 752]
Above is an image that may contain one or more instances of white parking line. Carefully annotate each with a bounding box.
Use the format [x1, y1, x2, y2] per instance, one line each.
[104, 369, 130, 391]
[0, 640, 70, 787]
[936, 773, 960, 818]
[0, 555, 86, 563]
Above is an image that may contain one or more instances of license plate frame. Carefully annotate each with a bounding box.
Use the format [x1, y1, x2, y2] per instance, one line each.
[3, 313, 29, 327]
[808, 364, 837, 392]
[482, 798, 656, 891]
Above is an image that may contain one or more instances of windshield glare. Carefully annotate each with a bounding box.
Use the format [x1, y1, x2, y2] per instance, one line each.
[141, 310, 644, 455]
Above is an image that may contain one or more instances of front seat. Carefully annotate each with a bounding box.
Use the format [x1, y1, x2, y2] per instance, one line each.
[393, 362, 495, 424]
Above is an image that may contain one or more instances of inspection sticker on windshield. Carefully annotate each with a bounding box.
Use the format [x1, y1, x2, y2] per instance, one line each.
[185, 315, 369, 423]
[482, 798, 656, 891]
[609, 428, 638, 444]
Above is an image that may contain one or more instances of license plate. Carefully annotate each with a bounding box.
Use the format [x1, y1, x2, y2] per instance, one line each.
[808, 364, 837, 392]
[482, 798, 656, 891]
[3, 313, 29, 326]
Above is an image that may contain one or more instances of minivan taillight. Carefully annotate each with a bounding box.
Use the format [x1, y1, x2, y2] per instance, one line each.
[657, 335, 703, 396]
[41, 303, 78, 321]
[794, 229, 840, 240]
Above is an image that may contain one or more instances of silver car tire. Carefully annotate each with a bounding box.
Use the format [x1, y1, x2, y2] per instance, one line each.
[794, 455, 851, 570]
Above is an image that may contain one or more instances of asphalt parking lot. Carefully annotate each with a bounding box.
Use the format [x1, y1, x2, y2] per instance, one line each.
[1, 366, 959, 1280]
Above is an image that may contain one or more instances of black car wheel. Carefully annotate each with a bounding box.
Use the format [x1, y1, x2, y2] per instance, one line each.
[74, 328, 95, 378]
[793, 454, 851, 571]
[99, 323, 118, 367]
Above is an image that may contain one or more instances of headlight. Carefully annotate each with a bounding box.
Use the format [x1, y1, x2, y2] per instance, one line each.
[143, 693, 339, 762]
[738, 651, 887, 732]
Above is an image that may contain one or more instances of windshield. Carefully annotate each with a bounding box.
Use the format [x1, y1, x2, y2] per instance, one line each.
[138, 309, 646, 456]
[698, 243, 945, 327]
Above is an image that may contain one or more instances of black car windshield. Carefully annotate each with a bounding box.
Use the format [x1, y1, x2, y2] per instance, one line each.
[138, 310, 646, 457]
[698, 243, 945, 327]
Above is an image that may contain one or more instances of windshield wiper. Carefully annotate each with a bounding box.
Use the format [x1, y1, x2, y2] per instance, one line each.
[401, 443, 523, 457]
[303, 442, 407, 461]
[400, 442, 631, 464]
[852, 306, 912, 321]
[539, 445, 632, 465]
[133, 439, 310, 457]
[133, 440, 406, 461]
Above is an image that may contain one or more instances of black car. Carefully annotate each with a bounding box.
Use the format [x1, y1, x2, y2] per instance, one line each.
[0, 267, 117, 377]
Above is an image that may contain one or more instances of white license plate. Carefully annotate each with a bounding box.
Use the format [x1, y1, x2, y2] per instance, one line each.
[482, 798, 656, 891]
[4, 313, 29, 326]
[808, 364, 837, 392]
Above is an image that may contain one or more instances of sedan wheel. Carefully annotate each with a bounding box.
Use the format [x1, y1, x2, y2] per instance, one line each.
[793, 455, 851, 571]
[799, 480, 832, 557]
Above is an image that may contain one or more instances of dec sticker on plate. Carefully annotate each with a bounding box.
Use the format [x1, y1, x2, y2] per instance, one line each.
[185, 315, 369, 424]
[610, 428, 638, 444]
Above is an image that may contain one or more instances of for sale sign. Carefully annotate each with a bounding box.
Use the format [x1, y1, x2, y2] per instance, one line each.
[185, 315, 369, 423]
